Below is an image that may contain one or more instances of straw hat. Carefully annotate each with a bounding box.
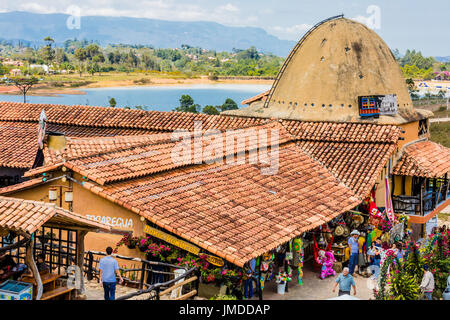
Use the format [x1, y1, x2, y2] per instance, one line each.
[350, 229, 360, 236]
[335, 225, 345, 236]
[352, 215, 364, 226]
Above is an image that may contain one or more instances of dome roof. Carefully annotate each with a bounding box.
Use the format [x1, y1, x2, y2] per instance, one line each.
[224, 17, 430, 124]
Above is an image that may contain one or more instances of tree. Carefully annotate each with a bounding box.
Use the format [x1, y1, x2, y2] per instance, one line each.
[174, 94, 200, 113]
[202, 105, 219, 115]
[41, 36, 55, 67]
[2, 76, 39, 103]
[0, 63, 8, 76]
[109, 97, 117, 108]
[220, 98, 238, 112]
[74, 48, 87, 76]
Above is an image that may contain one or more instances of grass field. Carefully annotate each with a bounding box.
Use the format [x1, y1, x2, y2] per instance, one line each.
[430, 121, 450, 147]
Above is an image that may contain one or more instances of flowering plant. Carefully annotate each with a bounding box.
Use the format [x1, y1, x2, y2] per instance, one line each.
[221, 269, 242, 278]
[146, 242, 172, 261]
[275, 271, 291, 284]
[115, 233, 139, 249]
[378, 216, 393, 233]
[176, 254, 201, 269]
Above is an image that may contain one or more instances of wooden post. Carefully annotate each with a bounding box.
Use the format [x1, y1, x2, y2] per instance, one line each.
[76, 230, 88, 295]
[139, 261, 146, 290]
[87, 251, 94, 281]
[26, 239, 43, 300]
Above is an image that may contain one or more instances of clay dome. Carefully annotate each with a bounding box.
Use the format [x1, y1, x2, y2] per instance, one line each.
[224, 17, 431, 124]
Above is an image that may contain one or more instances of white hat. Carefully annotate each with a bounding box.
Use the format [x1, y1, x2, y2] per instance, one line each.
[350, 230, 360, 236]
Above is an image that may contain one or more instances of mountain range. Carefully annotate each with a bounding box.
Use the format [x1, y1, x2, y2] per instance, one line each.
[0, 11, 296, 56]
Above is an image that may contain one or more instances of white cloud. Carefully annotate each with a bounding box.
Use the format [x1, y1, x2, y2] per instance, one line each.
[218, 3, 239, 13]
[269, 23, 312, 40]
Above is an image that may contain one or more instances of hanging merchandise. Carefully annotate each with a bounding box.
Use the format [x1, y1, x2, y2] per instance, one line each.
[293, 238, 304, 285]
[384, 177, 396, 223]
[313, 232, 335, 271]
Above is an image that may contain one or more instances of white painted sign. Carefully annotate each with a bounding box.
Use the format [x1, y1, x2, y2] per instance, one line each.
[379, 94, 398, 115]
[85, 214, 133, 229]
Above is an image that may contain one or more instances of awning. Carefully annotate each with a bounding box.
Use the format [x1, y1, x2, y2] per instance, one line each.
[393, 140, 450, 178]
[0, 196, 112, 235]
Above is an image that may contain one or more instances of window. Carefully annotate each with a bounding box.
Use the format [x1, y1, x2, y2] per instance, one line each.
[418, 119, 428, 136]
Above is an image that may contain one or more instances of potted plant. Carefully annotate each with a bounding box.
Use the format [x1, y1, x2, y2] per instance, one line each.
[275, 272, 291, 294]
[115, 233, 139, 250]
[138, 236, 151, 252]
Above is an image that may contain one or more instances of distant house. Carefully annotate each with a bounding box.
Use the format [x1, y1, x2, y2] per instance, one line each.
[9, 68, 22, 76]
[3, 59, 23, 67]
[30, 64, 49, 73]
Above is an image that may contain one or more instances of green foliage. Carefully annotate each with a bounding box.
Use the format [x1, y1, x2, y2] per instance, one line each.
[0, 39, 283, 77]
[202, 105, 220, 115]
[175, 94, 200, 113]
[430, 122, 450, 148]
[399, 50, 435, 70]
[0, 63, 8, 75]
[209, 294, 237, 300]
[389, 267, 420, 300]
[220, 98, 238, 112]
[109, 97, 117, 108]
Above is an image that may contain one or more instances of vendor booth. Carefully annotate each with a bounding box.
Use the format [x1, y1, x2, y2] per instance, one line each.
[0, 196, 111, 300]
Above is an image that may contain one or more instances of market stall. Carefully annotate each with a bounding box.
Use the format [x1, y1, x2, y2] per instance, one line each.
[0, 196, 111, 300]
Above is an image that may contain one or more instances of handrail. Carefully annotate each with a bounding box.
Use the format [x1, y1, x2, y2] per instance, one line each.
[263, 14, 344, 109]
[115, 267, 198, 300]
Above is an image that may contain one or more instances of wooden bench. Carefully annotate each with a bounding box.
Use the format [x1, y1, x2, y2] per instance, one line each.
[41, 286, 75, 300]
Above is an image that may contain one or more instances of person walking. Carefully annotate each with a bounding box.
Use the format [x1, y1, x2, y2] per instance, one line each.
[243, 258, 256, 299]
[348, 230, 360, 275]
[420, 265, 435, 300]
[99, 247, 123, 300]
[332, 267, 356, 296]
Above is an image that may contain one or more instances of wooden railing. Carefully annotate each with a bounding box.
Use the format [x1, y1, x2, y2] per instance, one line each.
[393, 185, 449, 216]
[83, 250, 193, 291]
[115, 267, 199, 300]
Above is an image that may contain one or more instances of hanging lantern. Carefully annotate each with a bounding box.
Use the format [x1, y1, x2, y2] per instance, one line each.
[48, 188, 57, 201]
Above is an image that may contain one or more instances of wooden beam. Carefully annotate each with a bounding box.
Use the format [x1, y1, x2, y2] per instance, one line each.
[174, 289, 197, 300]
[0, 237, 29, 253]
[76, 230, 88, 296]
[25, 240, 43, 300]
[158, 276, 198, 297]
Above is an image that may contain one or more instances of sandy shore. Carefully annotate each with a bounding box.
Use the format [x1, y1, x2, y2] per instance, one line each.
[0, 77, 274, 97]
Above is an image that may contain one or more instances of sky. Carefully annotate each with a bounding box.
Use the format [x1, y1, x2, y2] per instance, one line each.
[0, 0, 449, 56]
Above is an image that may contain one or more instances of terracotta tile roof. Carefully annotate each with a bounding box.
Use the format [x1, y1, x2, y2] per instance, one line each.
[0, 101, 266, 169]
[0, 121, 157, 169]
[6, 117, 405, 266]
[0, 195, 111, 234]
[297, 141, 397, 198]
[0, 102, 267, 131]
[393, 141, 450, 177]
[0, 122, 38, 169]
[281, 120, 402, 143]
[43, 133, 175, 165]
[0, 177, 44, 195]
[241, 90, 270, 105]
[280, 121, 402, 198]
[81, 142, 360, 266]
[27, 122, 293, 184]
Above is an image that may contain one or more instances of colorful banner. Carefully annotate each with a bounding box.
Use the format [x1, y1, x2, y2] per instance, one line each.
[384, 177, 396, 222]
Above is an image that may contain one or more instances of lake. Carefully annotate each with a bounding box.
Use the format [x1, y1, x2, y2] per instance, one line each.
[0, 84, 271, 112]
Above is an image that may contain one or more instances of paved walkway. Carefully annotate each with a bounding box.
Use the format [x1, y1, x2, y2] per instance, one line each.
[251, 261, 375, 300]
